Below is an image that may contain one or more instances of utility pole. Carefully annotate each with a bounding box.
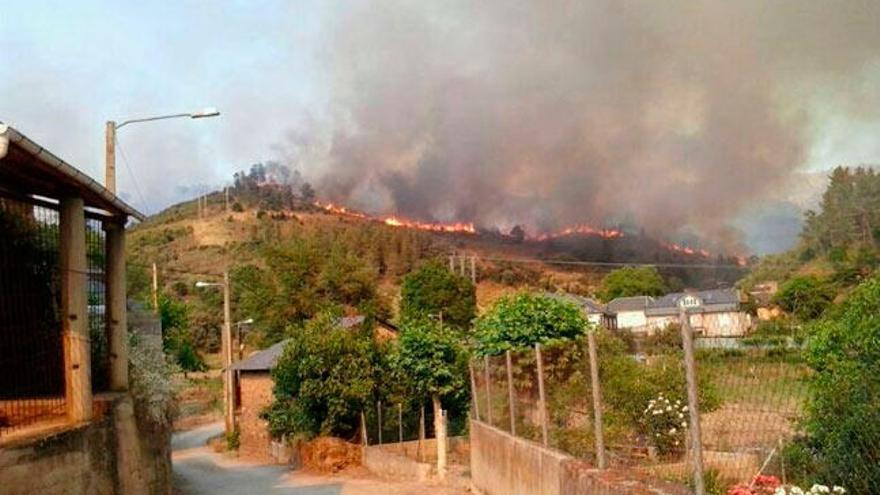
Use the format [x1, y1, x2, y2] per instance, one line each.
[105, 121, 117, 194]
[222, 271, 234, 435]
[151, 262, 159, 311]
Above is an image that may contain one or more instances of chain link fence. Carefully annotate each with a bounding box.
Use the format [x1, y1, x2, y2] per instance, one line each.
[470, 319, 864, 494]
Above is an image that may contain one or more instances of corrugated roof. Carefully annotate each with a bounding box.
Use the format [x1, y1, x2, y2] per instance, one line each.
[607, 296, 653, 313]
[0, 123, 144, 220]
[231, 339, 289, 371]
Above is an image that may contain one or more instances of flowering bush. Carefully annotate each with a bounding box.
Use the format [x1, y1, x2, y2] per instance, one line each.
[726, 476, 845, 495]
[641, 393, 688, 456]
[727, 475, 781, 495]
[774, 485, 846, 495]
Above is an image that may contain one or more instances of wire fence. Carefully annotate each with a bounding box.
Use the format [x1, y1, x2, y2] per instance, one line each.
[0, 195, 112, 438]
[0, 197, 66, 436]
[471, 321, 832, 494]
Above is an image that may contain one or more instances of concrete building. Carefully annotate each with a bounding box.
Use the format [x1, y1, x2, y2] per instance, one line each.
[607, 296, 652, 330]
[0, 124, 171, 494]
[644, 289, 751, 337]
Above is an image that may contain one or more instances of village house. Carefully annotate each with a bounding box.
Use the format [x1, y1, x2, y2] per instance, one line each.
[232, 317, 398, 461]
[606, 296, 652, 330]
[0, 124, 171, 494]
[644, 289, 751, 337]
[548, 293, 617, 330]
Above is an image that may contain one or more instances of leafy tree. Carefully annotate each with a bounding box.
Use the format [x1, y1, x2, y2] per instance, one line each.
[399, 260, 476, 330]
[157, 294, 188, 338]
[265, 312, 378, 440]
[474, 292, 588, 355]
[801, 276, 880, 492]
[389, 320, 468, 476]
[773, 276, 834, 321]
[598, 266, 666, 302]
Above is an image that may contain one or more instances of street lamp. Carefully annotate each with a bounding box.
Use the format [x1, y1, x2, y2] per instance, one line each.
[105, 107, 220, 194]
[195, 272, 234, 435]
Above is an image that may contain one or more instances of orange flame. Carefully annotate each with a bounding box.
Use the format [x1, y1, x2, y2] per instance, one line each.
[662, 241, 711, 258]
[532, 224, 625, 241]
[315, 201, 476, 234]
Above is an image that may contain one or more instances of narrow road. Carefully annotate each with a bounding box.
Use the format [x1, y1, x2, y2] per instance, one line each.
[172, 422, 468, 495]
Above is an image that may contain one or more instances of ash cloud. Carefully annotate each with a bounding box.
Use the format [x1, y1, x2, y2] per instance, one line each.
[294, 1, 880, 252]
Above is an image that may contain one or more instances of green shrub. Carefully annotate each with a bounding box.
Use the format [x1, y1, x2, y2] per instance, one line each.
[802, 276, 880, 493]
[399, 260, 476, 330]
[773, 276, 834, 321]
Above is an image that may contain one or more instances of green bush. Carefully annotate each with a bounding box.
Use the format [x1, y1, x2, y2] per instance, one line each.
[773, 276, 835, 321]
[474, 292, 588, 355]
[598, 266, 666, 302]
[801, 275, 880, 493]
[265, 312, 378, 440]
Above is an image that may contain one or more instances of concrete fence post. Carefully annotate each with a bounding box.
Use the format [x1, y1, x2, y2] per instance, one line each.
[484, 355, 493, 426]
[587, 329, 607, 469]
[535, 343, 549, 447]
[398, 403, 403, 450]
[361, 411, 368, 446]
[469, 361, 481, 421]
[506, 350, 516, 435]
[377, 401, 383, 445]
[680, 308, 706, 495]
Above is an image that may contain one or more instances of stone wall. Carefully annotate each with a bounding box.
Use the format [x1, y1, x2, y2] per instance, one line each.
[0, 395, 171, 495]
[470, 420, 689, 495]
[238, 371, 275, 462]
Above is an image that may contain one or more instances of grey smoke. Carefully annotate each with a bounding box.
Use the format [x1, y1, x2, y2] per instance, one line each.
[293, 0, 880, 252]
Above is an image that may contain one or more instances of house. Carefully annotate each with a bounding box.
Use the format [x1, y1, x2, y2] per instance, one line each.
[0, 124, 171, 494]
[644, 289, 751, 337]
[607, 296, 652, 330]
[546, 293, 617, 329]
[232, 316, 398, 461]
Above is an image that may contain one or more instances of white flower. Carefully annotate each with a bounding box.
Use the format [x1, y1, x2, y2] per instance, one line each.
[775, 488, 787, 495]
[791, 488, 804, 495]
[680, 421, 687, 428]
[668, 427, 677, 434]
[666, 406, 672, 412]
[811, 485, 830, 494]
[832, 487, 846, 494]
[682, 406, 688, 412]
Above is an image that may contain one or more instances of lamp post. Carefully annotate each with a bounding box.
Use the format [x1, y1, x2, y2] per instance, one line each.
[196, 271, 234, 435]
[105, 107, 220, 194]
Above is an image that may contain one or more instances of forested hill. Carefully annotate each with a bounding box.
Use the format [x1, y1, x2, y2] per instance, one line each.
[741, 166, 880, 296]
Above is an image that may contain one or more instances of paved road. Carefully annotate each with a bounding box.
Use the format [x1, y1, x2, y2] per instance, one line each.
[172, 422, 467, 495]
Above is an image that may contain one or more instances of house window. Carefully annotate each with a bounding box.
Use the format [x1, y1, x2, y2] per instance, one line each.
[679, 295, 701, 308]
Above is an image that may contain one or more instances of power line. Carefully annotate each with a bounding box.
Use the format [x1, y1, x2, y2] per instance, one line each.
[477, 255, 752, 271]
[114, 136, 149, 211]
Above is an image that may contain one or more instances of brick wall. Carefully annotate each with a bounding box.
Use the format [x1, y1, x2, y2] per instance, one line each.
[238, 372, 274, 462]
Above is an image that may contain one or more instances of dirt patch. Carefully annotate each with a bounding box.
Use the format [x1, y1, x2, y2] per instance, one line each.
[300, 437, 362, 473]
[701, 403, 796, 451]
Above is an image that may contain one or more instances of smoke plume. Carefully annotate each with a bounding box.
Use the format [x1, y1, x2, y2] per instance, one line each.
[289, 1, 880, 251]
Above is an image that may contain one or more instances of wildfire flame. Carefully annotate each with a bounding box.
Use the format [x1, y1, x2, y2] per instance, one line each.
[315, 201, 476, 234]
[531, 224, 624, 241]
[662, 241, 711, 258]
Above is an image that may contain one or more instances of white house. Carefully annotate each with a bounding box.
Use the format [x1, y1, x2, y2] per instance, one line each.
[644, 289, 751, 337]
[607, 296, 652, 331]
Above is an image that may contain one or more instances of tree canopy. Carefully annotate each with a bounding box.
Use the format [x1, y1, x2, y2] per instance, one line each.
[399, 260, 476, 330]
[598, 266, 666, 302]
[773, 276, 834, 321]
[389, 319, 468, 401]
[473, 292, 588, 355]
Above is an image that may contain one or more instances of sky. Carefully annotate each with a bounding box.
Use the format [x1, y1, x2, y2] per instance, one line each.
[2, 1, 880, 254]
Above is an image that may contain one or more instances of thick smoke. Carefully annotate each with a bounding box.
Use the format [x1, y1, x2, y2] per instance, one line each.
[294, 1, 880, 251]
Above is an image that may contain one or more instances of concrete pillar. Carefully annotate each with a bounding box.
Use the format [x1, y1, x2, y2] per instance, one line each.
[60, 196, 93, 422]
[106, 221, 129, 391]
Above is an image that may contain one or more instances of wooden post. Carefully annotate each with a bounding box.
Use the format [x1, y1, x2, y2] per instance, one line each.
[151, 262, 159, 311]
[398, 403, 403, 449]
[506, 350, 516, 435]
[449, 254, 455, 272]
[223, 271, 234, 435]
[680, 308, 706, 495]
[361, 411, 368, 446]
[225, 187, 229, 213]
[433, 396, 447, 480]
[459, 254, 466, 276]
[60, 197, 93, 423]
[468, 362, 481, 421]
[106, 221, 128, 391]
[470, 255, 476, 284]
[535, 343, 549, 447]
[377, 401, 383, 444]
[418, 404, 425, 461]
[484, 355, 493, 426]
[587, 329, 607, 468]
